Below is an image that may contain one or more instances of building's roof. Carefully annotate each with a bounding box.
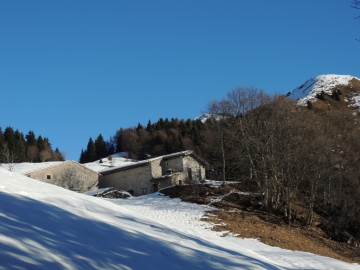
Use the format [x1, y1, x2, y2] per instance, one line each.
[162, 150, 209, 167]
[100, 150, 208, 175]
[20, 160, 101, 176]
[0, 161, 64, 174]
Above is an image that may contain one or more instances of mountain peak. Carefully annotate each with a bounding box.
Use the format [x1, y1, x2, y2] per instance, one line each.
[287, 74, 360, 107]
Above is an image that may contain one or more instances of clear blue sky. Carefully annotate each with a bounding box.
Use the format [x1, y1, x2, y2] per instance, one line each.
[1, 1, 359, 161]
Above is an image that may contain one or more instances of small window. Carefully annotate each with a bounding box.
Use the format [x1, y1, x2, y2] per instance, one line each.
[178, 180, 182, 185]
[46, 175, 51, 180]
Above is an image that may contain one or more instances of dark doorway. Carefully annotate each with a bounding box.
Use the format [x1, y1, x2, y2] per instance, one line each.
[188, 168, 192, 181]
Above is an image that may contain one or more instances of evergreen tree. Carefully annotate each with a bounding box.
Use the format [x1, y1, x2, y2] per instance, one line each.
[332, 90, 340, 101]
[4, 127, 15, 152]
[146, 120, 154, 133]
[307, 100, 313, 109]
[95, 134, 107, 159]
[115, 128, 124, 153]
[156, 118, 164, 130]
[107, 143, 115, 156]
[86, 137, 97, 162]
[25, 131, 37, 146]
[317, 90, 325, 101]
[14, 130, 26, 162]
[136, 123, 143, 131]
[179, 120, 187, 136]
[37, 136, 45, 153]
[79, 149, 87, 163]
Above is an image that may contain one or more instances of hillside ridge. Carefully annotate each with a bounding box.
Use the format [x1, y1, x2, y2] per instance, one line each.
[287, 74, 360, 111]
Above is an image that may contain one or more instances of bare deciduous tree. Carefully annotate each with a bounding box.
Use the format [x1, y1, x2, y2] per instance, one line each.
[39, 148, 52, 162]
[27, 145, 38, 163]
[1, 143, 18, 171]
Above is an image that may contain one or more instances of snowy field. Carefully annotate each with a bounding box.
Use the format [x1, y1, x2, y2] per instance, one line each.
[0, 168, 359, 269]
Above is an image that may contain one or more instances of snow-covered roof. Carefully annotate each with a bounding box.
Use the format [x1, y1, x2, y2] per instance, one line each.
[0, 160, 100, 175]
[99, 150, 201, 175]
[0, 161, 64, 174]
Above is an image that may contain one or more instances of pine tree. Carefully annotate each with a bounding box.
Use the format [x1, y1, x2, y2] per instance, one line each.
[136, 123, 143, 131]
[37, 136, 45, 153]
[79, 149, 87, 163]
[14, 130, 26, 162]
[318, 90, 325, 101]
[86, 137, 97, 162]
[4, 127, 16, 152]
[115, 128, 124, 153]
[25, 131, 37, 146]
[332, 90, 340, 101]
[107, 143, 115, 155]
[146, 120, 154, 133]
[306, 100, 313, 109]
[95, 134, 107, 159]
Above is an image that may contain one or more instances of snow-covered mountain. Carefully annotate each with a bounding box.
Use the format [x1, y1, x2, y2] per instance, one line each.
[286, 74, 360, 109]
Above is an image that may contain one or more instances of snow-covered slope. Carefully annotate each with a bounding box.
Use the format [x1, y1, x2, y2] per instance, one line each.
[0, 168, 359, 269]
[287, 74, 360, 106]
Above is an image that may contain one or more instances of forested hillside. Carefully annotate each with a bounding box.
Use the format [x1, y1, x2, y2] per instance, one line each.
[205, 87, 360, 244]
[79, 118, 207, 163]
[79, 86, 360, 244]
[0, 127, 64, 164]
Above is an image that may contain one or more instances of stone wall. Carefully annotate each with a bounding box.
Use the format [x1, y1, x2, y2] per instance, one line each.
[27, 161, 99, 193]
[183, 155, 206, 182]
[150, 158, 163, 178]
[99, 152, 207, 196]
[161, 156, 184, 175]
[100, 164, 154, 196]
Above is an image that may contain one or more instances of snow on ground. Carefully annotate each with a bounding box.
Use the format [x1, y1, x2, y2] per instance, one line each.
[0, 169, 359, 269]
[287, 74, 358, 106]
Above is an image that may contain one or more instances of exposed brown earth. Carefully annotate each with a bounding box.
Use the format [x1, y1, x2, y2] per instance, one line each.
[160, 184, 360, 264]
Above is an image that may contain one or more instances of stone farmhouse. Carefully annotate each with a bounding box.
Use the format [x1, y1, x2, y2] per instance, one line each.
[24, 160, 100, 193]
[99, 150, 208, 196]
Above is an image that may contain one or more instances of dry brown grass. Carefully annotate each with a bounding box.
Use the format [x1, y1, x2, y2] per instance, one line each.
[202, 206, 360, 264]
[161, 184, 360, 264]
[310, 79, 360, 114]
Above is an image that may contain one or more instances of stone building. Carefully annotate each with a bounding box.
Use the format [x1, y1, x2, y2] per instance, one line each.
[99, 150, 208, 196]
[24, 160, 100, 192]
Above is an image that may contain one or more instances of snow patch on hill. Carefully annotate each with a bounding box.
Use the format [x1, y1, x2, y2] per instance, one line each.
[194, 113, 225, 123]
[287, 74, 359, 106]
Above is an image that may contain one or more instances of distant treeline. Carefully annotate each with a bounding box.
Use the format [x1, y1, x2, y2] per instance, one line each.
[0, 127, 64, 163]
[79, 118, 206, 163]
